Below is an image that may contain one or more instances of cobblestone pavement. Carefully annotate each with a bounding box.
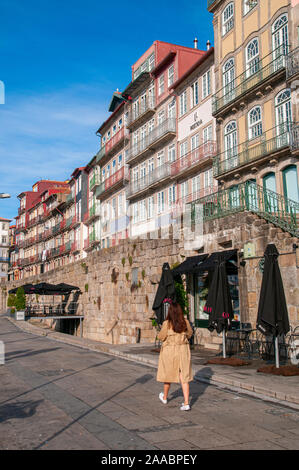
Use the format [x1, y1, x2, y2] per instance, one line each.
[1, 317, 299, 450]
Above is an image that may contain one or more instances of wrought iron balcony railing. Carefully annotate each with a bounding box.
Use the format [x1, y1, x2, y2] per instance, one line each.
[171, 141, 217, 177]
[126, 118, 176, 163]
[126, 163, 172, 198]
[96, 165, 129, 199]
[212, 46, 287, 116]
[89, 174, 101, 191]
[190, 180, 299, 237]
[213, 122, 296, 178]
[286, 47, 299, 80]
[127, 98, 155, 128]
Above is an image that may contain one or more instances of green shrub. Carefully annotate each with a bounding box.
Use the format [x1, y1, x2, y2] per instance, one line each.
[15, 287, 26, 311]
[7, 293, 16, 307]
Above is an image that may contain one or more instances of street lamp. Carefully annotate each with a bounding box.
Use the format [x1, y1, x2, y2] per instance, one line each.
[0, 193, 10, 199]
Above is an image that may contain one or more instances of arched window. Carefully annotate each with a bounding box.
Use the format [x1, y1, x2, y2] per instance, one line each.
[275, 89, 292, 135]
[244, 0, 258, 16]
[246, 38, 259, 77]
[222, 3, 234, 36]
[224, 121, 238, 170]
[248, 106, 262, 139]
[272, 14, 288, 57]
[223, 58, 235, 103]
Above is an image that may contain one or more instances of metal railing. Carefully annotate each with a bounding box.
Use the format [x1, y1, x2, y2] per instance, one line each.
[213, 122, 295, 177]
[96, 165, 129, 199]
[286, 47, 299, 80]
[171, 141, 217, 177]
[212, 46, 287, 115]
[127, 98, 155, 127]
[191, 180, 299, 237]
[126, 118, 176, 163]
[96, 144, 106, 164]
[127, 163, 172, 198]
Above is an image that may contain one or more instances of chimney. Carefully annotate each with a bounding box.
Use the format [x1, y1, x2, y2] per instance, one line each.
[193, 37, 198, 49]
[206, 40, 211, 51]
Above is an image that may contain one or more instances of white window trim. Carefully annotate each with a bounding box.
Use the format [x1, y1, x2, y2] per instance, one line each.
[222, 2, 234, 36]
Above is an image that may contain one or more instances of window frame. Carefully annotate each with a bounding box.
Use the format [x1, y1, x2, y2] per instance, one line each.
[222, 2, 234, 36]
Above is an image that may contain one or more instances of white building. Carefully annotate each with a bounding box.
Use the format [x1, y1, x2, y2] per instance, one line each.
[0, 217, 11, 279]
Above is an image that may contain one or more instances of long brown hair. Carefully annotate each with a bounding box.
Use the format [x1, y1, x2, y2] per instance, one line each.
[166, 302, 187, 333]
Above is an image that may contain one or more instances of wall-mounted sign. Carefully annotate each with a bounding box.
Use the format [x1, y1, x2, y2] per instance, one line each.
[190, 112, 203, 131]
[244, 242, 255, 258]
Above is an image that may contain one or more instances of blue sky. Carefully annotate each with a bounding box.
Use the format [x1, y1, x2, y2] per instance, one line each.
[0, 0, 214, 221]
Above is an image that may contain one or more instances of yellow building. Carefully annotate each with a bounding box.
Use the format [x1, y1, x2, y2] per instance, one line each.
[208, 0, 298, 203]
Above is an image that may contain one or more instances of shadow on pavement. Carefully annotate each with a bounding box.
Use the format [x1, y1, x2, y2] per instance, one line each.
[169, 367, 214, 407]
[0, 399, 44, 424]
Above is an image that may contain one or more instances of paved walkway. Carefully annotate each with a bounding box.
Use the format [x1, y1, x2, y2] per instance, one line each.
[3, 314, 299, 410]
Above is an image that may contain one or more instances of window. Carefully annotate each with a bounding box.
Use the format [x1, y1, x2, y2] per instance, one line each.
[118, 154, 123, 168]
[203, 125, 213, 143]
[168, 65, 174, 87]
[113, 125, 117, 135]
[248, 106, 262, 139]
[275, 89, 292, 140]
[77, 175, 82, 193]
[139, 200, 146, 221]
[272, 14, 288, 57]
[148, 196, 154, 218]
[168, 185, 176, 206]
[222, 2, 234, 36]
[112, 159, 116, 174]
[191, 81, 199, 107]
[168, 99, 176, 119]
[223, 58, 235, 102]
[157, 191, 165, 214]
[148, 157, 154, 173]
[224, 121, 238, 168]
[118, 118, 122, 129]
[180, 141, 188, 157]
[204, 169, 213, 189]
[158, 110, 165, 125]
[158, 75, 165, 95]
[246, 38, 259, 78]
[157, 151, 164, 166]
[180, 91, 187, 116]
[202, 70, 211, 99]
[180, 181, 188, 199]
[168, 143, 176, 162]
[244, 0, 258, 16]
[192, 175, 201, 195]
[191, 134, 199, 150]
[133, 203, 138, 223]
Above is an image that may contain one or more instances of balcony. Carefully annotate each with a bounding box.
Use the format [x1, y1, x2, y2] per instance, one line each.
[18, 206, 26, 216]
[96, 165, 129, 200]
[105, 127, 129, 158]
[71, 240, 80, 253]
[84, 231, 100, 251]
[127, 98, 155, 130]
[212, 46, 287, 117]
[89, 174, 101, 192]
[126, 163, 172, 199]
[65, 192, 75, 205]
[213, 122, 295, 178]
[126, 118, 176, 164]
[190, 180, 298, 237]
[171, 141, 217, 179]
[96, 144, 106, 164]
[286, 47, 299, 81]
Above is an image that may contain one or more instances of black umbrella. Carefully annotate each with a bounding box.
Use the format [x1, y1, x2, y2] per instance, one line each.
[8, 283, 36, 294]
[152, 262, 177, 325]
[52, 283, 81, 294]
[203, 252, 234, 357]
[256, 244, 290, 368]
[33, 282, 58, 295]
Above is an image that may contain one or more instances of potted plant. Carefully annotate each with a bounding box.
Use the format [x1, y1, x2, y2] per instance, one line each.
[14, 287, 26, 320]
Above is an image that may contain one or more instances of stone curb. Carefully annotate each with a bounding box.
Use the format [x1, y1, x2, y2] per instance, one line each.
[5, 316, 299, 411]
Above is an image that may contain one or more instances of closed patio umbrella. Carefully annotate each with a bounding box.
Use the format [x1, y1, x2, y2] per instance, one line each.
[9, 283, 35, 294]
[256, 244, 290, 368]
[204, 252, 234, 357]
[152, 263, 177, 325]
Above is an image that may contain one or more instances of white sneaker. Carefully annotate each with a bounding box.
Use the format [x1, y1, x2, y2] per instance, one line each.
[180, 404, 190, 411]
[159, 392, 167, 404]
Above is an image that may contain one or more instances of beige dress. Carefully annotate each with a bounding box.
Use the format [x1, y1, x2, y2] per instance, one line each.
[156, 319, 193, 384]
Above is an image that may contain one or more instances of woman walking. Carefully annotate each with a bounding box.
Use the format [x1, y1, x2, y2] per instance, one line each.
[156, 302, 193, 410]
